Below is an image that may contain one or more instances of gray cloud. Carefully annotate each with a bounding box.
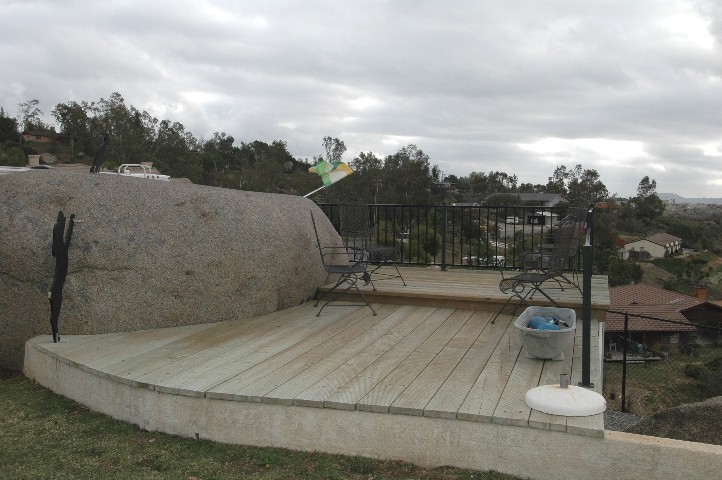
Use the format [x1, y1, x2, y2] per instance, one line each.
[2, 0, 721, 197]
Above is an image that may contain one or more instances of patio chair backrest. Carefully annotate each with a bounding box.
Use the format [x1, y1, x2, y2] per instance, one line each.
[310, 211, 325, 259]
[543, 215, 578, 273]
[339, 202, 373, 250]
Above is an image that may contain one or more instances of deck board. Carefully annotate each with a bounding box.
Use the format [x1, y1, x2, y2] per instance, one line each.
[30, 267, 606, 437]
[136, 305, 349, 395]
[357, 308, 473, 413]
[323, 307, 455, 411]
[389, 309, 489, 416]
[258, 304, 419, 405]
[210, 304, 398, 401]
[457, 328, 522, 423]
[423, 310, 508, 419]
[292, 305, 435, 408]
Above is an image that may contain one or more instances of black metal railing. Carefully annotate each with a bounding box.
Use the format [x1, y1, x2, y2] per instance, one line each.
[603, 310, 722, 416]
[320, 200, 599, 394]
[318, 203, 581, 271]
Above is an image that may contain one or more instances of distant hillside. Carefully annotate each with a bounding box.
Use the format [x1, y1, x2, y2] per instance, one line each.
[659, 193, 722, 205]
[639, 263, 673, 288]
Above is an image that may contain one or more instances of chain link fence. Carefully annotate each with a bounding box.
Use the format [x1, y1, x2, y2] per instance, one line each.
[603, 310, 722, 416]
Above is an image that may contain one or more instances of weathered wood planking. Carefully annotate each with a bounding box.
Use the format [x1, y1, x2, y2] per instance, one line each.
[322, 307, 455, 411]
[131, 304, 354, 394]
[100, 307, 307, 383]
[356, 309, 474, 413]
[209, 304, 399, 401]
[255, 304, 419, 405]
[292, 305, 436, 408]
[457, 328, 523, 423]
[35, 266, 608, 437]
[423, 311, 509, 419]
[388, 309, 491, 416]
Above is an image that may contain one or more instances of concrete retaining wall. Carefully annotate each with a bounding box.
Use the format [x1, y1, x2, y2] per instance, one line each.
[24, 340, 722, 480]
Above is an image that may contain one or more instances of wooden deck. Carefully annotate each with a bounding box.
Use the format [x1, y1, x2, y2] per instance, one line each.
[321, 266, 610, 312]
[27, 268, 608, 438]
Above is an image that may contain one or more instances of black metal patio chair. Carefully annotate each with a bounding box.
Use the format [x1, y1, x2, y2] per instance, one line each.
[563, 205, 593, 286]
[516, 206, 589, 291]
[491, 214, 579, 323]
[311, 211, 377, 316]
[338, 200, 406, 289]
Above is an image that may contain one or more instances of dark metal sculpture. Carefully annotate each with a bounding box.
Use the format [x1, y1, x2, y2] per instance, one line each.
[49, 211, 74, 342]
[89, 132, 109, 173]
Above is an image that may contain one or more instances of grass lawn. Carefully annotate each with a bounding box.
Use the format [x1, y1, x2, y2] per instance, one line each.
[0, 370, 520, 480]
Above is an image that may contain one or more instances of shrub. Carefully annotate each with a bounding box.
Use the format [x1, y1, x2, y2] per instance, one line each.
[705, 356, 722, 370]
[684, 362, 706, 380]
[408, 225, 441, 257]
[0, 144, 26, 166]
[372, 220, 398, 247]
[699, 368, 722, 397]
[405, 240, 432, 263]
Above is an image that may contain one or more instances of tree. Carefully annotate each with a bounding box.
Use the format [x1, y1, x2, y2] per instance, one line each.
[461, 170, 518, 199]
[229, 139, 296, 193]
[483, 193, 522, 206]
[546, 165, 570, 195]
[380, 145, 435, 204]
[322, 136, 346, 163]
[487, 171, 517, 192]
[345, 151, 383, 203]
[546, 164, 609, 202]
[607, 256, 631, 286]
[152, 120, 200, 181]
[52, 101, 89, 157]
[16, 99, 44, 141]
[632, 176, 665, 220]
[567, 167, 608, 202]
[517, 182, 545, 193]
[0, 107, 19, 143]
[85, 93, 157, 167]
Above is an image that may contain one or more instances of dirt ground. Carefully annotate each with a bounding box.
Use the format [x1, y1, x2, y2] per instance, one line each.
[624, 396, 722, 446]
[639, 262, 674, 287]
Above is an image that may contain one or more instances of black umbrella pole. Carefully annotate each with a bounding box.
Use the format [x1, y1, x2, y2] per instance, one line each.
[580, 242, 593, 387]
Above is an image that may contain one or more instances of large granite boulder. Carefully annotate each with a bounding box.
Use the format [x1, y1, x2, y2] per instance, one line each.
[0, 170, 338, 369]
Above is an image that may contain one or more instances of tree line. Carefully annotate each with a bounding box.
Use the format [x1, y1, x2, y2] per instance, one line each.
[1, 93, 666, 215]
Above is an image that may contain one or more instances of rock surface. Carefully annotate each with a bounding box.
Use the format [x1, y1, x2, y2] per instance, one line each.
[0, 170, 338, 369]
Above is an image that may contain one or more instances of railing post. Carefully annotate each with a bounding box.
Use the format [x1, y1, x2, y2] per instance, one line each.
[580, 203, 594, 388]
[622, 312, 629, 413]
[441, 205, 448, 271]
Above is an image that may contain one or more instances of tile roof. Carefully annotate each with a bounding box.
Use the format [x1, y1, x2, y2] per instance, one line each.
[609, 284, 702, 309]
[606, 284, 700, 333]
[606, 306, 697, 332]
[644, 233, 682, 246]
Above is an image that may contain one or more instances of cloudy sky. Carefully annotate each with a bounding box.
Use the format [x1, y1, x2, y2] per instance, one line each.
[2, 0, 721, 198]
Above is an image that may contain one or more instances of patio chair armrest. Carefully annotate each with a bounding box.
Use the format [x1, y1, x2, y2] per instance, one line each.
[322, 245, 370, 264]
[345, 246, 370, 263]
